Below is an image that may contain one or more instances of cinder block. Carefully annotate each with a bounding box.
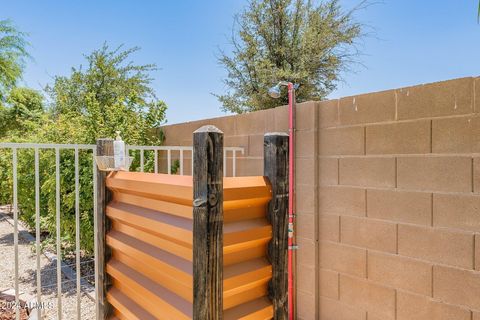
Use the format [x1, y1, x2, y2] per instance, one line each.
[296, 212, 315, 241]
[432, 116, 480, 153]
[273, 105, 289, 132]
[319, 214, 339, 242]
[339, 157, 396, 188]
[319, 127, 365, 155]
[319, 157, 338, 186]
[319, 241, 367, 277]
[367, 189, 431, 225]
[397, 156, 472, 192]
[235, 110, 266, 134]
[297, 264, 316, 295]
[433, 194, 480, 232]
[339, 90, 396, 125]
[366, 313, 388, 320]
[368, 251, 432, 295]
[297, 289, 317, 320]
[206, 115, 237, 136]
[235, 157, 263, 176]
[318, 186, 366, 216]
[397, 291, 471, 320]
[296, 185, 315, 214]
[398, 224, 474, 269]
[319, 269, 339, 299]
[319, 296, 366, 320]
[339, 275, 396, 319]
[397, 77, 474, 120]
[366, 120, 431, 154]
[264, 108, 277, 132]
[163, 122, 198, 145]
[340, 216, 397, 253]
[247, 134, 264, 157]
[318, 99, 339, 128]
[433, 265, 480, 310]
[297, 157, 317, 186]
[296, 130, 316, 158]
[296, 101, 317, 130]
[297, 237, 316, 267]
[224, 135, 248, 148]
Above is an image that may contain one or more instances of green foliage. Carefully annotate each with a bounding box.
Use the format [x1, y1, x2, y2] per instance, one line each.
[171, 159, 181, 174]
[0, 20, 30, 101]
[0, 44, 167, 255]
[216, 0, 365, 113]
[46, 44, 167, 145]
[0, 87, 44, 137]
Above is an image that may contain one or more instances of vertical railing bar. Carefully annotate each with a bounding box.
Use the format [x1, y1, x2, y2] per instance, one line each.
[75, 148, 81, 320]
[154, 149, 158, 174]
[223, 149, 227, 177]
[140, 149, 144, 172]
[34, 148, 42, 320]
[55, 147, 62, 319]
[167, 149, 171, 175]
[180, 149, 184, 175]
[13, 148, 19, 320]
[92, 148, 99, 320]
[191, 149, 194, 175]
[233, 150, 237, 177]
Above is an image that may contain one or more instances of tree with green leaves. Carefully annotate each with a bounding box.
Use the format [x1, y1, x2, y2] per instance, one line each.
[0, 19, 29, 101]
[0, 44, 167, 255]
[0, 87, 44, 137]
[46, 44, 166, 145]
[216, 0, 365, 113]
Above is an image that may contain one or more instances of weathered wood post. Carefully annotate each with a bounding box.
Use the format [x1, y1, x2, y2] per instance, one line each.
[264, 132, 289, 320]
[96, 138, 114, 319]
[192, 125, 224, 320]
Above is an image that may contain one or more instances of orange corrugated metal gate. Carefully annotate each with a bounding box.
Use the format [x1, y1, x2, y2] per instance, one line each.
[104, 173, 274, 319]
[94, 126, 288, 320]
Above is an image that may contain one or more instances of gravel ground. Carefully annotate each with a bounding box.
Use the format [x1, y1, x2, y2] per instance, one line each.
[0, 214, 95, 320]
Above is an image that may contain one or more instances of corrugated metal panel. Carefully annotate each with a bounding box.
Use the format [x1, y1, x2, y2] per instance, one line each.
[105, 172, 273, 319]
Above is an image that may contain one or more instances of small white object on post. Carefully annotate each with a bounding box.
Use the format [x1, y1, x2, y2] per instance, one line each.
[95, 131, 132, 172]
[113, 131, 126, 171]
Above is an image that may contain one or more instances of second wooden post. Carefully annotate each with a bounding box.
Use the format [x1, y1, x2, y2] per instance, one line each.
[264, 132, 289, 320]
[192, 125, 224, 320]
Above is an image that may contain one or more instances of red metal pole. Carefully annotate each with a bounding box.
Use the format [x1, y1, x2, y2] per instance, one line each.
[287, 82, 295, 320]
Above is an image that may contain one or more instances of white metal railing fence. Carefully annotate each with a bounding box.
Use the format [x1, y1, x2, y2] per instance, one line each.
[0, 142, 244, 320]
[126, 145, 244, 176]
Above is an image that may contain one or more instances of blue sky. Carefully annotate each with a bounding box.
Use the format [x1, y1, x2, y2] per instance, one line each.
[2, 1, 480, 124]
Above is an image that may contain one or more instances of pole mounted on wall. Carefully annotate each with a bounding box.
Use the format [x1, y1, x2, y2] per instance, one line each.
[192, 125, 224, 320]
[269, 81, 297, 320]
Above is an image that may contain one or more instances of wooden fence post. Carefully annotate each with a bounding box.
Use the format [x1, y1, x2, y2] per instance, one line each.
[264, 132, 289, 320]
[96, 138, 113, 319]
[192, 125, 224, 320]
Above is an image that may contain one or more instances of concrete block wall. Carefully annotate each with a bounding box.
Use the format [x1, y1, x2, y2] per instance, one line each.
[160, 76, 480, 319]
[316, 76, 480, 320]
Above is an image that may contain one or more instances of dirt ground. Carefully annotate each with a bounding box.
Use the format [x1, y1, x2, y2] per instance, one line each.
[0, 213, 95, 320]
